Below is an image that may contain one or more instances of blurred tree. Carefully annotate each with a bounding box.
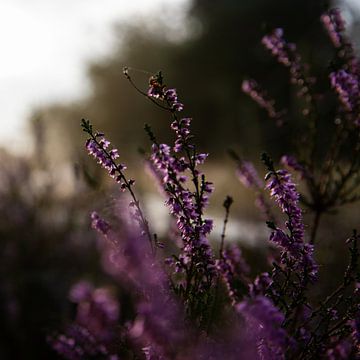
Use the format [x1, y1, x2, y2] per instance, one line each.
[35, 0, 344, 166]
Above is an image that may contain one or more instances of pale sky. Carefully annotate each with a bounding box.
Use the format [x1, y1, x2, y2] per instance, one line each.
[0, 0, 190, 153]
[0, 0, 359, 154]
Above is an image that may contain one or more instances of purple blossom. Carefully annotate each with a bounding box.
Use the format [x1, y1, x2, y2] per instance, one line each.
[266, 169, 317, 281]
[236, 160, 263, 189]
[85, 134, 134, 189]
[147, 78, 184, 112]
[236, 295, 289, 359]
[330, 69, 360, 126]
[242, 79, 285, 123]
[281, 155, 309, 179]
[217, 244, 250, 304]
[249, 272, 273, 297]
[164, 88, 184, 112]
[266, 170, 304, 241]
[262, 28, 295, 67]
[326, 338, 352, 360]
[49, 324, 118, 360]
[262, 28, 315, 101]
[69, 281, 94, 303]
[49, 283, 120, 359]
[91, 211, 111, 237]
[321, 8, 346, 48]
[150, 113, 216, 290]
[351, 310, 360, 349]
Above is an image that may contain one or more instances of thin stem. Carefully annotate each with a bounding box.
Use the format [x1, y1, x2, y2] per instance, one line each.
[220, 196, 233, 256]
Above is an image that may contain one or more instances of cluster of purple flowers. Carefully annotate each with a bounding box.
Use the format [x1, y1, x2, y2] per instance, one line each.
[266, 169, 317, 281]
[262, 28, 296, 68]
[280, 155, 309, 180]
[330, 69, 360, 126]
[261, 27, 316, 114]
[242, 78, 285, 124]
[236, 295, 289, 359]
[85, 133, 132, 191]
[236, 160, 264, 190]
[321, 9, 360, 126]
[216, 244, 249, 304]
[49, 282, 120, 359]
[262, 28, 308, 90]
[321, 7, 358, 72]
[51, 8, 360, 359]
[150, 106, 216, 295]
[147, 73, 184, 112]
[321, 8, 345, 48]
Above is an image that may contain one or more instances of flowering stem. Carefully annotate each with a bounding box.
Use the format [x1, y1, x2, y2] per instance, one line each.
[123, 67, 171, 111]
[220, 196, 233, 256]
[82, 119, 154, 253]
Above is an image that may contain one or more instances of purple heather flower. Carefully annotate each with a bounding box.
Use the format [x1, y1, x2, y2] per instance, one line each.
[326, 338, 352, 360]
[164, 88, 184, 112]
[266, 170, 304, 242]
[217, 244, 250, 304]
[69, 281, 94, 303]
[150, 114, 216, 287]
[351, 310, 360, 349]
[236, 295, 289, 359]
[147, 84, 163, 99]
[249, 272, 273, 297]
[147, 80, 184, 112]
[49, 324, 118, 360]
[262, 29, 315, 101]
[91, 212, 111, 237]
[262, 28, 296, 68]
[85, 134, 133, 189]
[242, 79, 285, 123]
[321, 8, 346, 48]
[266, 169, 317, 281]
[330, 69, 360, 125]
[236, 160, 263, 189]
[322, 8, 360, 78]
[49, 282, 120, 359]
[281, 155, 309, 179]
[89, 208, 191, 358]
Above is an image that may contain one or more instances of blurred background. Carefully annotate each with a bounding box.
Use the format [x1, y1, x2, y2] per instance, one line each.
[1, 0, 360, 358]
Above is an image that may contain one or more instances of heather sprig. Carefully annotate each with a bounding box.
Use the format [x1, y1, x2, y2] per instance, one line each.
[321, 8, 359, 73]
[244, 16, 360, 246]
[242, 78, 285, 125]
[262, 27, 316, 102]
[123, 67, 184, 112]
[262, 152, 317, 282]
[124, 69, 216, 326]
[236, 295, 289, 359]
[321, 8, 346, 49]
[48, 282, 120, 360]
[81, 119, 154, 252]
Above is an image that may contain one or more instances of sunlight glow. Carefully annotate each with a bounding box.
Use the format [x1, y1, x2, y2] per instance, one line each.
[0, 0, 189, 153]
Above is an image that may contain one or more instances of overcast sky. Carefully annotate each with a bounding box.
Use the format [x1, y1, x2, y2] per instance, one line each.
[0, 0, 359, 154]
[0, 0, 189, 153]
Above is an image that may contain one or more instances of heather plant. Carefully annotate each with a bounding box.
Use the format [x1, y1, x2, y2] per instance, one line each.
[242, 8, 360, 245]
[49, 8, 360, 360]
